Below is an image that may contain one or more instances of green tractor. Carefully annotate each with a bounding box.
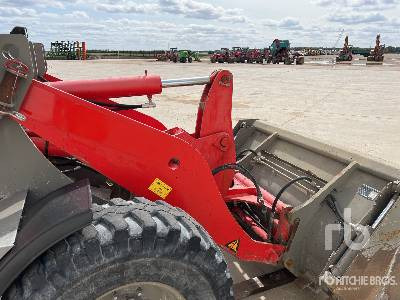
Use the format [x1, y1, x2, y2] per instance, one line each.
[178, 50, 192, 63]
[190, 51, 201, 62]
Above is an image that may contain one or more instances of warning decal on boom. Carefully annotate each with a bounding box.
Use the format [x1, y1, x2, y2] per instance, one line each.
[226, 239, 240, 253]
[148, 178, 172, 199]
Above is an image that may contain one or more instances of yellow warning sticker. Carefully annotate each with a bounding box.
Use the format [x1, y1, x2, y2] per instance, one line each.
[148, 178, 172, 199]
[226, 239, 240, 253]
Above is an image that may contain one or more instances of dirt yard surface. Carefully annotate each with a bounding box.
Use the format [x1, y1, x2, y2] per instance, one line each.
[48, 54, 400, 169]
[47, 56, 400, 299]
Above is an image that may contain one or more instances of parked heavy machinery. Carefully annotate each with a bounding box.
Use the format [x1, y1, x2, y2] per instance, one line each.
[46, 40, 86, 60]
[156, 52, 166, 61]
[261, 47, 270, 62]
[156, 50, 169, 61]
[178, 50, 191, 63]
[169, 47, 179, 62]
[367, 34, 385, 63]
[157, 47, 179, 62]
[303, 48, 321, 56]
[232, 47, 241, 63]
[157, 49, 200, 63]
[268, 39, 292, 64]
[1, 27, 400, 299]
[210, 48, 234, 63]
[232, 47, 247, 63]
[265, 40, 304, 65]
[190, 51, 201, 62]
[336, 35, 353, 62]
[292, 51, 305, 65]
[246, 48, 263, 64]
[220, 48, 235, 63]
[210, 50, 220, 63]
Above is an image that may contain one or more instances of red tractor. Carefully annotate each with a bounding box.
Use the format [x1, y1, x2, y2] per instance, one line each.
[168, 47, 179, 63]
[1, 27, 399, 300]
[246, 48, 264, 64]
[232, 47, 245, 63]
[210, 48, 234, 63]
[261, 48, 271, 63]
[210, 50, 221, 63]
[157, 47, 179, 62]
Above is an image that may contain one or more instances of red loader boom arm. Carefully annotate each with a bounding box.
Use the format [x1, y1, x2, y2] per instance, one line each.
[13, 69, 288, 263]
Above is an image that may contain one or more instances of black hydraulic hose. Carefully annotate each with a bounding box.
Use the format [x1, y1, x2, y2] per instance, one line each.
[212, 163, 274, 240]
[242, 203, 269, 233]
[87, 100, 143, 109]
[270, 176, 313, 216]
[265, 176, 313, 242]
[212, 163, 263, 205]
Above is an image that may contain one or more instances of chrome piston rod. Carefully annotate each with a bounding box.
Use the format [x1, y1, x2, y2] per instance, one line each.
[162, 76, 210, 88]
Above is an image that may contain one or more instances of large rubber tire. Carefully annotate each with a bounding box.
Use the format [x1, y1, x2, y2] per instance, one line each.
[4, 198, 233, 300]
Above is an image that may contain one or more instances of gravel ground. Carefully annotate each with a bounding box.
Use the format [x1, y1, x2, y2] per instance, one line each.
[48, 54, 400, 169]
[47, 55, 400, 299]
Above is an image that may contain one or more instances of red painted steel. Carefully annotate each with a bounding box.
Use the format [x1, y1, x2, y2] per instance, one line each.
[17, 70, 288, 263]
[47, 75, 162, 100]
[42, 73, 166, 130]
[43, 73, 61, 82]
[82, 42, 87, 60]
[234, 173, 287, 213]
[232, 206, 269, 241]
[30, 136, 69, 157]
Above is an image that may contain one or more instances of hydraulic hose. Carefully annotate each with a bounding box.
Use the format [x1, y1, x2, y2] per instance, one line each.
[265, 176, 313, 242]
[87, 100, 142, 110]
[212, 163, 263, 206]
[270, 176, 313, 215]
[212, 163, 272, 239]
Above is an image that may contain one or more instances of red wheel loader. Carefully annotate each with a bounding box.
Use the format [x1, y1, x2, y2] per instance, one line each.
[1, 27, 400, 299]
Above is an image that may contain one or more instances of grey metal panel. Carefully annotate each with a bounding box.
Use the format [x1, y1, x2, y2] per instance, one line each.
[0, 191, 26, 260]
[0, 34, 35, 111]
[33, 43, 47, 77]
[252, 120, 400, 181]
[29, 41, 38, 79]
[332, 192, 400, 299]
[235, 119, 400, 294]
[0, 118, 71, 202]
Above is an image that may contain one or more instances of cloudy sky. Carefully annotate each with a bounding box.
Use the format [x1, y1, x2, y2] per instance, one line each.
[0, 0, 399, 50]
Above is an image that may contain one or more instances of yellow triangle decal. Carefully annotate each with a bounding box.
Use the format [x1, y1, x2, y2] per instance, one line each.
[226, 239, 240, 253]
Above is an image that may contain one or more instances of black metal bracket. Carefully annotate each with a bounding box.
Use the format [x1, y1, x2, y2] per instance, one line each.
[233, 268, 296, 299]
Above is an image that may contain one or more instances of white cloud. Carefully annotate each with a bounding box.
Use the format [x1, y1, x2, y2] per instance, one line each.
[0, 6, 37, 17]
[94, 0, 248, 23]
[0, 0, 65, 9]
[95, 2, 158, 14]
[312, 0, 399, 10]
[0, 0, 399, 49]
[65, 10, 90, 19]
[263, 17, 303, 30]
[327, 11, 387, 24]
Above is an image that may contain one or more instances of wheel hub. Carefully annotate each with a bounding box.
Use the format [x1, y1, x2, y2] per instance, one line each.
[97, 282, 186, 300]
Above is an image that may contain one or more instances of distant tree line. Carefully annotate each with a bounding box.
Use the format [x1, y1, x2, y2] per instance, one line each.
[385, 46, 400, 53]
[86, 47, 400, 59]
[292, 46, 400, 53]
[87, 50, 165, 57]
